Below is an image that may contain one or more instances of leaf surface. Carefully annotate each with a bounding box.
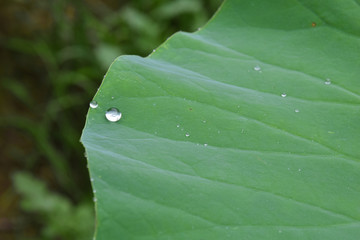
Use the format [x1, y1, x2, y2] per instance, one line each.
[81, 0, 360, 239]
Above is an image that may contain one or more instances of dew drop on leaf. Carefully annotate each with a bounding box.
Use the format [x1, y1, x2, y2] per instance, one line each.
[90, 101, 98, 109]
[281, 93, 287, 97]
[295, 109, 300, 113]
[185, 133, 190, 137]
[325, 78, 331, 85]
[105, 108, 122, 122]
[254, 65, 261, 71]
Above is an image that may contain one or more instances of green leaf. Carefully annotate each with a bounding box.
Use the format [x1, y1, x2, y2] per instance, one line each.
[81, 0, 360, 239]
[13, 172, 94, 240]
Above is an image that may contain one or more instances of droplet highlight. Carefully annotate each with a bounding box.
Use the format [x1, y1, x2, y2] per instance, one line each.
[295, 109, 300, 113]
[281, 93, 287, 97]
[254, 65, 261, 71]
[105, 108, 122, 122]
[185, 133, 190, 137]
[324, 78, 331, 85]
[90, 101, 98, 109]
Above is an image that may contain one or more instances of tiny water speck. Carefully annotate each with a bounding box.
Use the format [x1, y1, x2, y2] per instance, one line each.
[185, 133, 190, 137]
[298, 168, 302, 172]
[325, 78, 331, 85]
[105, 108, 122, 122]
[254, 65, 261, 71]
[281, 93, 287, 97]
[176, 124, 180, 128]
[295, 109, 300, 113]
[204, 143, 208, 147]
[90, 178, 94, 182]
[111, 96, 114, 99]
[93, 189, 96, 193]
[93, 197, 97, 202]
[90, 101, 98, 109]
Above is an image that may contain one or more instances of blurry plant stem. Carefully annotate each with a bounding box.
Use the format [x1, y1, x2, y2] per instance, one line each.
[0, 117, 73, 192]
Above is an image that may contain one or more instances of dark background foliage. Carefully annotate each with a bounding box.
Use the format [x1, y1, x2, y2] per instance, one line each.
[0, 0, 222, 239]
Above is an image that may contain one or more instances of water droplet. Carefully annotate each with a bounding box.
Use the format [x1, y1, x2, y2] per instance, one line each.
[152, 49, 155, 53]
[298, 168, 302, 172]
[90, 178, 94, 182]
[281, 93, 287, 97]
[204, 143, 208, 147]
[295, 109, 300, 113]
[325, 78, 331, 85]
[90, 101, 98, 109]
[93, 189, 96, 193]
[176, 124, 180, 128]
[105, 108, 122, 122]
[278, 230, 282, 233]
[185, 133, 190, 137]
[93, 197, 97, 202]
[202, 120, 206, 123]
[111, 96, 114, 99]
[254, 65, 261, 71]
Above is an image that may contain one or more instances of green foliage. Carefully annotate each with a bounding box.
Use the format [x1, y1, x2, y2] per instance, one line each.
[82, 0, 360, 239]
[13, 172, 94, 240]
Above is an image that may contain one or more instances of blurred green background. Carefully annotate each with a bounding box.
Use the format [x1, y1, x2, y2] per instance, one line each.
[0, 0, 222, 239]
